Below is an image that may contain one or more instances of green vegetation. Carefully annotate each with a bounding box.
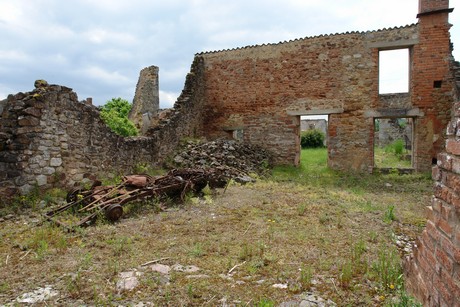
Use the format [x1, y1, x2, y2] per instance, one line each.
[375, 139, 412, 169]
[301, 129, 325, 148]
[100, 97, 138, 137]
[0, 148, 428, 305]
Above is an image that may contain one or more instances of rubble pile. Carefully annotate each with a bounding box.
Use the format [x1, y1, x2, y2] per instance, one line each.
[172, 139, 273, 179]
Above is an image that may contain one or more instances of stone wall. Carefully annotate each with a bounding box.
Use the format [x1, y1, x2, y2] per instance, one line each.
[0, 58, 206, 197]
[404, 100, 460, 306]
[196, 0, 455, 171]
[375, 118, 412, 148]
[128, 65, 160, 133]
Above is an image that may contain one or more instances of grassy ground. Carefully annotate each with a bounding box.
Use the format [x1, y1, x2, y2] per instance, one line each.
[0, 149, 430, 306]
[374, 143, 412, 169]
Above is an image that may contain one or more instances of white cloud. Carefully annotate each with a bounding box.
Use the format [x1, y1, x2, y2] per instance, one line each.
[77, 66, 131, 86]
[83, 29, 138, 45]
[159, 90, 178, 109]
[0, 0, 458, 106]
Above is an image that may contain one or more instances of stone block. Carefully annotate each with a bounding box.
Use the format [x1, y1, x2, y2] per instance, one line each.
[23, 107, 42, 118]
[50, 157, 62, 167]
[18, 116, 40, 126]
[36, 175, 47, 186]
[42, 167, 55, 175]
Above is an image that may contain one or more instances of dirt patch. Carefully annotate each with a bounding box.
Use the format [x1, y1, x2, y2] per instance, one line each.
[0, 173, 431, 306]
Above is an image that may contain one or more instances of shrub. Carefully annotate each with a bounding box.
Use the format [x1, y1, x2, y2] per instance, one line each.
[301, 129, 325, 148]
[384, 139, 404, 157]
[100, 98, 138, 137]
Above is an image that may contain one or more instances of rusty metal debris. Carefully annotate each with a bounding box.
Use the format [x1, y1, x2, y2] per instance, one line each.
[44, 168, 233, 229]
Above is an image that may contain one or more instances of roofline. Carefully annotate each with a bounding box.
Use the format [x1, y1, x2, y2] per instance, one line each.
[196, 23, 418, 56]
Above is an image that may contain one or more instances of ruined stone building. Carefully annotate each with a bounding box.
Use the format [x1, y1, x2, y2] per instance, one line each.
[2, 0, 456, 195]
[0, 0, 460, 305]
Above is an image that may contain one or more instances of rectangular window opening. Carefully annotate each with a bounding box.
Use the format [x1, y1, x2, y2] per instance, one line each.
[374, 117, 413, 169]
[379, 49, 409, 94]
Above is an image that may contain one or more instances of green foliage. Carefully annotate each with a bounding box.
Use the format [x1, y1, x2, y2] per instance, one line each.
[100, 98, 138, 137]
[384, 139, 405, 157]
[371, 245, 402, 291]
[301, 129, 325, 148]
[384, 205, 396, 223]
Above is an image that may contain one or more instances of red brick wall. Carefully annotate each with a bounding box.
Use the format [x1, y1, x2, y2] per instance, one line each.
[404, 101, 460, 306]
[198, 15, 454, 170]
[412, 3, 454, 170]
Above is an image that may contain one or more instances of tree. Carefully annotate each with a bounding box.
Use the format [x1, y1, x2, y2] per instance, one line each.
[100, 98, 138, 137]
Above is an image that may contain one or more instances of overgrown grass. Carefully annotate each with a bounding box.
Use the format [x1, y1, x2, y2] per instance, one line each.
[375, 140, 412, 169]
[0, 148, 429, 305]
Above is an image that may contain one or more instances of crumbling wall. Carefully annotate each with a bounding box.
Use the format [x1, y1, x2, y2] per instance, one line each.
[0, 58, 206, 197]
[404, 100, 460, 306]
[196, 0, 455, 171]
[198, 26, 417, 169]
[129, 65, 160, 133]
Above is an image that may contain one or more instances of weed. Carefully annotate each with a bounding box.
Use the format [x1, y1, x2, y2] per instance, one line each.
[339, 260, 353, 288]
[0, 282, 8, 293]
[371, 245, 402, 290]
[297, 202, 308, 215]
[80, 252, 93, 269]
[369, 231, 378, 243]
[238, 243, 253, 261]
[106, 236, 133, 256]
[107, 259, 120, 276]
[300, 264, 313, 289]
[189, 242, 205, 257]
[66, 271, 83, 297]
[391, 289, 423, 306]
[384, 205, 396, 223]
[133, 162, 150, 174]
[319, 212, 332, 224]
[187, 283, 194, 298]
[256, 298, 275, 307]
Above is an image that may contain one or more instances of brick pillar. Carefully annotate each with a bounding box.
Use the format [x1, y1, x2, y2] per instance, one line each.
[411, 0, 454, 171]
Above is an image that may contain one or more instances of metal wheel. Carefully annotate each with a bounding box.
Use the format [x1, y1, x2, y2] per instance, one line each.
[104, 204, 123, 221]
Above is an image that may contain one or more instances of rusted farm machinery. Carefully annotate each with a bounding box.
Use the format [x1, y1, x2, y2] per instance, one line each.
[44, 168, 230, 229]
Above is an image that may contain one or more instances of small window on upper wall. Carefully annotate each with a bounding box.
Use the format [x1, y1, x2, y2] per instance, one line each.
[379, 49, 409, 94]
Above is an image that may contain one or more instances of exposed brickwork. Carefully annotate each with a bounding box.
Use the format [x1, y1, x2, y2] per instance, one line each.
[404, 100, 460, 306]
[197, 1, 455, 171]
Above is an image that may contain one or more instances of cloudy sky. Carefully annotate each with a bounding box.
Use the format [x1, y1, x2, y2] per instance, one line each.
[0, 0, 459, 108]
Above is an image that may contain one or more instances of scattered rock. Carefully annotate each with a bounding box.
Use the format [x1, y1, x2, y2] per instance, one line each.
[172, 264, 200, 273]
[272, 283, 288, 289]
[116, 271, 143, 292]
[172, 139, 273, 178]
[14, 285, 58, 304]
[279, 292, 337, 307]
[149, 263, 171, 275]
[394, 233, 416, 255]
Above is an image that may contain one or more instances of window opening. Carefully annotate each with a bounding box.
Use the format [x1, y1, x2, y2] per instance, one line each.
[379, 49, 409, 94]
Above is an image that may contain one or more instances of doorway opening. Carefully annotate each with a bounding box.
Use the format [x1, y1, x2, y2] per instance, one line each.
[373, 117, 413, 169]
[300, 115, 329, 171]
